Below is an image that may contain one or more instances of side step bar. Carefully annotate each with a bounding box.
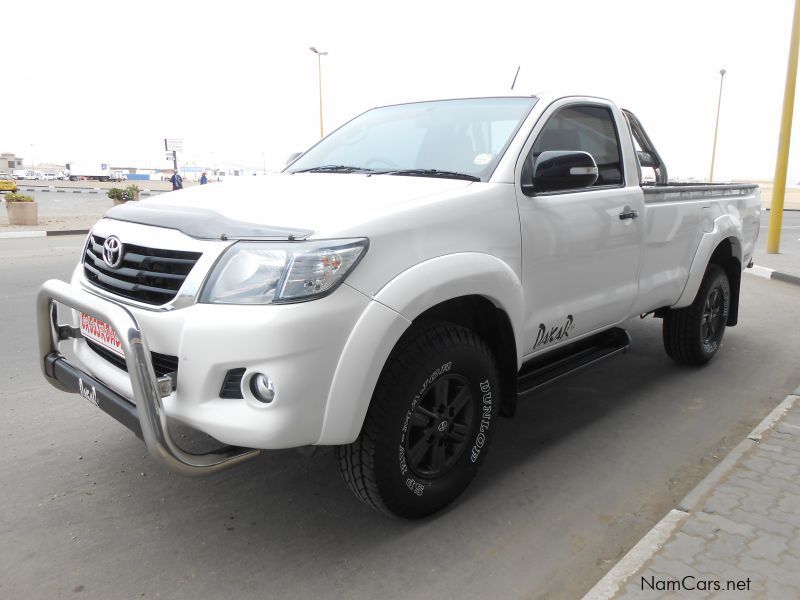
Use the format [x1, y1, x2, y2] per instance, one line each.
[517, 327, 631, 398]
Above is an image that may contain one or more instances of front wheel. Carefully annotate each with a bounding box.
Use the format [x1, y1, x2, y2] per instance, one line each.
[663, 264, 730, 366]
[336, 322, 500, 518]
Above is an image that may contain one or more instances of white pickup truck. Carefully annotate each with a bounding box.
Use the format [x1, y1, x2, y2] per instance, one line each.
[38, 94, 760, 518]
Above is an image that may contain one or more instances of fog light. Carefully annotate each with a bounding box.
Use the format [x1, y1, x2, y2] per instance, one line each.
[250, 373, 275, 404]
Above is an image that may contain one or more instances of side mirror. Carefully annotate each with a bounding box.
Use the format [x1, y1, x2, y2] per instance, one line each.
[525, 150, 598, 193]
[285, 152, 303, 166]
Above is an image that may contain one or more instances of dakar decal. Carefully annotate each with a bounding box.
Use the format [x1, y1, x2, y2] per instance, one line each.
[532, 315, 575, 352]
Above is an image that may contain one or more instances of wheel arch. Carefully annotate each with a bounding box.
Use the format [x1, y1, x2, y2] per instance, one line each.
[317, 253, 525, 445]
[412, 295, 519, 418]
[707, 237, 742, 326]
[673, 217, 743, 326]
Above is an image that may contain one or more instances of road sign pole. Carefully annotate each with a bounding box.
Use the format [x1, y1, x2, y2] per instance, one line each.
[767, 0, 800, 254]
[173, 150, 177, 173]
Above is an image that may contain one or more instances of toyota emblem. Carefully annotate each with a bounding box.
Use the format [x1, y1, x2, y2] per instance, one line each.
[102, 236, 124, 269]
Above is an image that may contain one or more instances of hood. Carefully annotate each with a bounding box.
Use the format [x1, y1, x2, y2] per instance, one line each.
[104, 173, 474, 240]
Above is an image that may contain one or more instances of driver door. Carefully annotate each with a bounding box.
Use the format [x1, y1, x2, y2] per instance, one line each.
[515, 100, 644, 358]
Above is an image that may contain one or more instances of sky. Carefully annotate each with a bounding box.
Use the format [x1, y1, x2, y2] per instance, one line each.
[3, 0, 799, 181]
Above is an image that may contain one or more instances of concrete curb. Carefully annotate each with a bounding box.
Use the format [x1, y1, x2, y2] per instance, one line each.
[674, 394, 800, 512]
[583, 510, 689, 600]
[745, 264, 800, 287]
[0, 229, 89, 239]
[582, 392, 800, 600]
[17, 186, 162, 195]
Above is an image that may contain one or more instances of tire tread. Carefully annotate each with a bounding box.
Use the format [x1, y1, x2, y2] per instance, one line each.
[335, 322, 496, 517]
[662, 264, 728, 366]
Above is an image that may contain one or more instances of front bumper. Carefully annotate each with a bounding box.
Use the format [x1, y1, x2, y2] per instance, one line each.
[38, 279, 259, 476]
[38, 269, 375, 475]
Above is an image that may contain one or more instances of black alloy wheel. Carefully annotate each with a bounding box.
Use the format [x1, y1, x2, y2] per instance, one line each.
[404, 374, 475, 479]
[701, 285, 725, 351]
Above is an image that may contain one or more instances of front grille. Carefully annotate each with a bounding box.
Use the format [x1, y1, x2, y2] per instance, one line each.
[83, 234, 202, 306]
[85, 339, 179, 378]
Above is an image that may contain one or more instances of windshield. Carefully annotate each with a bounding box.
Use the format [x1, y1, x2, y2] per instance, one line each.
[286, 97, 537, 181]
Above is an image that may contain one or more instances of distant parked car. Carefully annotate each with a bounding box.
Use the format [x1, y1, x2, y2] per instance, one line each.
[41, 173, 58, 181]
[0, 173, 18, 193]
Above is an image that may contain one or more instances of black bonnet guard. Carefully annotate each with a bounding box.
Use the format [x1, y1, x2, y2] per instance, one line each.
[104, 203, 314, 241]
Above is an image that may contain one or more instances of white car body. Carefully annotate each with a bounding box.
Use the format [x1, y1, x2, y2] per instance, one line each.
[39, 93, 760, 477]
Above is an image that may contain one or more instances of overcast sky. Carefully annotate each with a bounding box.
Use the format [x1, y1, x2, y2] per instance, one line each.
[4, 0, 799, 181]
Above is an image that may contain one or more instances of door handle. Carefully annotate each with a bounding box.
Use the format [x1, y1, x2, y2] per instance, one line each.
[619, 210, 639, 220]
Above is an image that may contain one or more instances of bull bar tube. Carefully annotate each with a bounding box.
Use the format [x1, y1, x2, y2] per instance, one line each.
[36, 279, 260, 476]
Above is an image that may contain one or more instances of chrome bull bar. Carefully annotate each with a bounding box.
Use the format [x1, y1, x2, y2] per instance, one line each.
[36, 278, 260, 476]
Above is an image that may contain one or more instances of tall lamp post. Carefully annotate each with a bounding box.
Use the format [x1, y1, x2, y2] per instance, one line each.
[709, 68, 726, 182]
[767, 0, 800, 254]
[309, 46, 328, 138]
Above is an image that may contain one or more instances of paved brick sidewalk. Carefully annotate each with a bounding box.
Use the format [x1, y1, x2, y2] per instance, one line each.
[586, 390, 800, 599]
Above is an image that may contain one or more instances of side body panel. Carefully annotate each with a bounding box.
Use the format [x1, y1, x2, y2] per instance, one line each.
[630, 199, 706, 314]
[671, 187, 760, 309]
[511, 96, 645, 358]
[632, 185, 760, 314]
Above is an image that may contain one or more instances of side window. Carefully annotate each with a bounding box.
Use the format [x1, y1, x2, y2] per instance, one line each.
[531, 105, 623, 187]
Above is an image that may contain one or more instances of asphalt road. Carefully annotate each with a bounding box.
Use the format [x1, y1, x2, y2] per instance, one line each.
[755, 209, 800, 276]
[0, 190, 112, 231]
[1, 236, 799, 600]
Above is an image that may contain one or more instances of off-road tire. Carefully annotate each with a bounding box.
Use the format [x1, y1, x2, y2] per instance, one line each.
[663, 264, 730, 366]
[336, 322, 500, 519]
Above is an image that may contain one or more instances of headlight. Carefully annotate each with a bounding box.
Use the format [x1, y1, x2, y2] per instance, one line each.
[200, 238, 368, 304]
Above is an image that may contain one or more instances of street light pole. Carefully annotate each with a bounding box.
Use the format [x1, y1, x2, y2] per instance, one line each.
[709, 68, 726, 182]
[309, 46, 328, 138]
[767, 0, 800, 254]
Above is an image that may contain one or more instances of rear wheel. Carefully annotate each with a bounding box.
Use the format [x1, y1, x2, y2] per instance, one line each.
[336, 322, 500, 518]
[663, 264, 730, 366]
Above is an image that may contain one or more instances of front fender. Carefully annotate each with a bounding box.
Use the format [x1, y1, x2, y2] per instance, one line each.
[317, 253, 524, 444]
[673, 214, 743, 308]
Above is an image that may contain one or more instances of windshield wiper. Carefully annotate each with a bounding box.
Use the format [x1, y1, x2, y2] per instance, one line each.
[291, 165, 375, 174]
[376, 168, 481, 182]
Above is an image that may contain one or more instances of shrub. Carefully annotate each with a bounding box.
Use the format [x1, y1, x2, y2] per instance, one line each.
[4, 193, 34, 203]
[107, 187, 133, 201]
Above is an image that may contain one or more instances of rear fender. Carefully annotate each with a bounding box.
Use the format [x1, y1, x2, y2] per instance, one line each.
[673, 215, 742, 309]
